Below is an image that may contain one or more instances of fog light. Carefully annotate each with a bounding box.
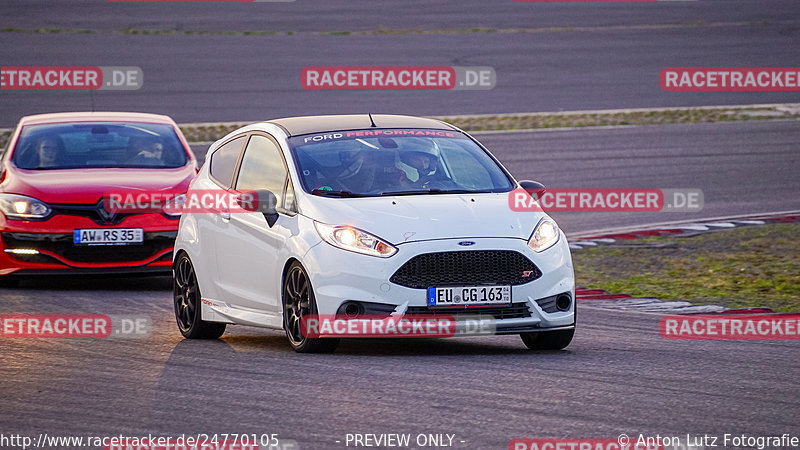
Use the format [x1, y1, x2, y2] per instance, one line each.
[337, 301, 365, 318]
[4, 248, 39, 255]
[556, 293, 572, 311]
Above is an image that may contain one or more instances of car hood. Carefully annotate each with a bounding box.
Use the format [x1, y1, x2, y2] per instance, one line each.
[1, 166, 196, 204]
[301, 192, 545, 244]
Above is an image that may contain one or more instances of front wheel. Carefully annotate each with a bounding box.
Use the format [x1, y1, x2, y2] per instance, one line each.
[520, 328, 574, 350]
[173, 253, 226, 339]
[283, 261, 339, 353]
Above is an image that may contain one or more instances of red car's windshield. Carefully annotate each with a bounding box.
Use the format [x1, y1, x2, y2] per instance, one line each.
[12, 122, 189, 170]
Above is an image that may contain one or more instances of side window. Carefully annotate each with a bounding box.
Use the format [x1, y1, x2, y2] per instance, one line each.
[235, 135, 289, 209]
[210, 136, 246, 187]
[284, 178, 297, 213]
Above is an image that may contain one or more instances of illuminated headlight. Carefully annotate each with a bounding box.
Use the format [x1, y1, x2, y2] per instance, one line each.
[162, 193, 186, 218]
[528, 218, 560, 252]
[315, 222, 397, 258]
[0, 194, 51, 219]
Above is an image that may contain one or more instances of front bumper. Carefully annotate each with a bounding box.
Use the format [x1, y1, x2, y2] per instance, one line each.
[0, 214, 178, 276]
[302, 234, 575, 333]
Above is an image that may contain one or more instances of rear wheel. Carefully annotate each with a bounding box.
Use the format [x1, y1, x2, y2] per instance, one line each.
[173, 253, 226, 339]
[520, 328, 574, 350]
[283, 261, 339, 353]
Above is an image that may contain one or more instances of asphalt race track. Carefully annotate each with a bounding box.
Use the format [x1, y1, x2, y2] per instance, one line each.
[478, 120, 800, 234]
[2, 1, 800, 449]
[1, 0, 800, 125]
[2, 119, 799, 449]
[186, 120, 800, 235]
[3, 285, 798, 449]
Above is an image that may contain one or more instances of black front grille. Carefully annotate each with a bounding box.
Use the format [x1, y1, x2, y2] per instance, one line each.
[2, 231, 176, 264]
[50, 200, 140, 226]
[390, 250, 541, 289]
[406, 303, 532, 320]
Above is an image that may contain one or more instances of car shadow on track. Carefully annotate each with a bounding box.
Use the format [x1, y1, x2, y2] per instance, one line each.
[4, 275, 172, 291]
[344, 339, 576, 356]
[215, 333, 574, 356]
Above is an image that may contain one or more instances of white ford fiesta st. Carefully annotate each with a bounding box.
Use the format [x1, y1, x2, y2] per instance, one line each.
[173, 114, 575, 352]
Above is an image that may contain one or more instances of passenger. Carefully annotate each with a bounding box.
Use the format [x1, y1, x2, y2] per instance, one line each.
[127, 138, 165, 166]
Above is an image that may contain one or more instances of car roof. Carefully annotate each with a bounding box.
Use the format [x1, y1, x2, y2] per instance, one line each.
[17, 112, 178, 126]
[265, 114, 457, 137]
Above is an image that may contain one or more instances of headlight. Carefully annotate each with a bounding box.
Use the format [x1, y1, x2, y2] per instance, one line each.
[162, 193, 186, 218]
[528, 218, 560, 252]
[315, 222, 397, 258]
[0, 194, 51, 219]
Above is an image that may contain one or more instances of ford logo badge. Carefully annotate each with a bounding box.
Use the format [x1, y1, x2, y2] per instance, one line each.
[458, 241, 475, 246]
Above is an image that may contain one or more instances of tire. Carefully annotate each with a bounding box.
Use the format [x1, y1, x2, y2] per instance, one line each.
[520, 328, 574, 350]
[173, 253, 226, 339]
[283, 261, 339, 353]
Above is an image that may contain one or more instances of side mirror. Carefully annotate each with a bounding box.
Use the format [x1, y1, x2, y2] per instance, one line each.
[519, 180, 546, 199]
[237, 189, 279, 227]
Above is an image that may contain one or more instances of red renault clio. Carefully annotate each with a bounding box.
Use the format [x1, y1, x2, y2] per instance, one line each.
[0, 112, 197, 285]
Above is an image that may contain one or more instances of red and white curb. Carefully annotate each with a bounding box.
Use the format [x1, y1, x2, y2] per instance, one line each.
[576, 288, 728, 314]
[567, 212, 800, 250]
[576, 287, 776, 315]
[570, 212, 800, 314]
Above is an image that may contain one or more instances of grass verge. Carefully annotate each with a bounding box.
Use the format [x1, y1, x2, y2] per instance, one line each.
[1, 106, 798, 147]
[572, 223, 800, 312]
[175, 106, 799, 143]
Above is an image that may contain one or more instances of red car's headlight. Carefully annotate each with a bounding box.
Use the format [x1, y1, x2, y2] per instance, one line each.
[0, 194, 51, 219]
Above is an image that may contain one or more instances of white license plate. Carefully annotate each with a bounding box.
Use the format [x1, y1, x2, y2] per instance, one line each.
[73, 228, 143, 245]
[427, 286, 511, 308]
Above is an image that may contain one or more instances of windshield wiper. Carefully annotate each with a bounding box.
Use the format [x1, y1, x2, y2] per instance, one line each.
[381, 189, 485, 196]
[311, 189, 370, 198]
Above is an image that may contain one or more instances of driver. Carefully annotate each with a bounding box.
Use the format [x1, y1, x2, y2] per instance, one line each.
[399, 141, 445, 188]
[334, 145, 375, 192]
[34, 135, 64, 168]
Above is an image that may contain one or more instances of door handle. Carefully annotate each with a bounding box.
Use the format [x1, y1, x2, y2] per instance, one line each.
[220, 211, 231, 221]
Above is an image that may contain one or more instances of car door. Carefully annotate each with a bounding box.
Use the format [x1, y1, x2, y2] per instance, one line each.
[213, 133, 298, 315]
[197, 134, 247, 301]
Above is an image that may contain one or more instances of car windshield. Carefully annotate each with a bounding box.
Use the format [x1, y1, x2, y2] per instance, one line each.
[288, 129, 514, 197]
[12, 122, 189, 170]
